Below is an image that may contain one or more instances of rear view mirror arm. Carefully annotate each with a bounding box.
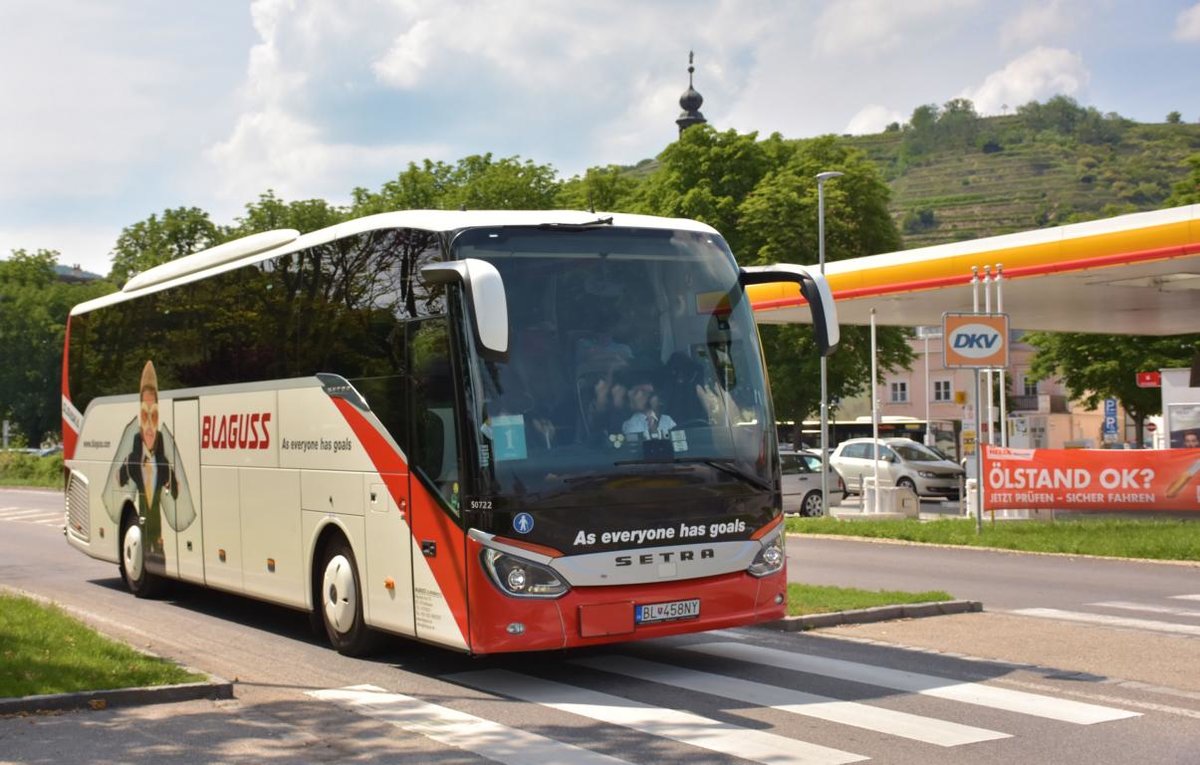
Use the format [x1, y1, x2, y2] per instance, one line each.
[739, 264, 840, 356]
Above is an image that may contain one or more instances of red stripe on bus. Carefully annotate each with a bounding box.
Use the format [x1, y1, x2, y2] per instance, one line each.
[329, 397, 470, 643]
[61, 316, 77, 460]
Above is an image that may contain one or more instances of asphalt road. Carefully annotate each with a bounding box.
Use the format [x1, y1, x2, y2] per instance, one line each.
[3, 487, 1199, 765]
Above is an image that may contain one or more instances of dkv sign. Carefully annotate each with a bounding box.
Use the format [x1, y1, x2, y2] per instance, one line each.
[943, 312, 1009, 368]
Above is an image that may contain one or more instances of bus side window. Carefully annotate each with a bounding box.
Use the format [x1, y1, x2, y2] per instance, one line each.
[409, 318, 460, 511]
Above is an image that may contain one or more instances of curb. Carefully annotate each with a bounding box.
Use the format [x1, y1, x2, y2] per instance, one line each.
[763, 599, 983, 632]
[0, 678, 234, 716]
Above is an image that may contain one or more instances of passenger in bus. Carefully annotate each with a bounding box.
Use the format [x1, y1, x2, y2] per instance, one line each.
[575, 305, 634, 378]
[582, 370, 630, 443]
[622, 378, 677, 440]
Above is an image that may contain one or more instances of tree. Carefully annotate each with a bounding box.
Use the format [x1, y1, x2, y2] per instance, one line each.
[351, 154, 560, 214]
[1167, 154, 1200, 205]
[635, 129, 913, 437]
[556, 165, 641, 211]
[631, 126, 780, 255]
[0, 250, 111, 444]
[109, 207, 222, 285]
[1024, 331, 1200, 446]
[735, 136, 914, 438]
[1167, 111, 1182, 124]
[230, 190, 348, 237]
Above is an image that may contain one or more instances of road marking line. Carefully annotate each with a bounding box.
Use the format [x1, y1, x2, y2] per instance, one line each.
[448, 669, 866, 765]
[1088, 601, 1200, 619]
[0, 509, 53, 520]
[686, 642, 1139, 725]
[572, 655, 1009, 747]
[310, 684, 632, 765]
[1014, 607, 1200, 637]
[1170, 594, 1200, 602]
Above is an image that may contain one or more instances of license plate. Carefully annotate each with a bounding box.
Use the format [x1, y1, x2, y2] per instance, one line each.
[635, 598, 700, 624]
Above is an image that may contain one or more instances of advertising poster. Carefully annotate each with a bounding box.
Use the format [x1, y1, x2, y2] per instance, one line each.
[1168, 403, 1200, 449]
[983, 445, 1200, 512]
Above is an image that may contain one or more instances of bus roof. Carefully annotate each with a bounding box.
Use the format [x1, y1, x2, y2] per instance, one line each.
[71, 210, 721, 316]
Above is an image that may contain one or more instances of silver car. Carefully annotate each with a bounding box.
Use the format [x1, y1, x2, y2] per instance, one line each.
[830, 437, 964, 499]
[781, 450, 846, 516]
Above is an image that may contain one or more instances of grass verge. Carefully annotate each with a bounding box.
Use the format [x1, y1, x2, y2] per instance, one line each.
[0, 453, 62, 488]
[787, 583, 953, 617]
[0, 593, 203, 699]
[787, 516, 1200, 561]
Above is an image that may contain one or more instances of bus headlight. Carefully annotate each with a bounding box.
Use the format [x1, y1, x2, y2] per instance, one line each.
[481, 549, 569, 598]
[747, 529, 786, 578]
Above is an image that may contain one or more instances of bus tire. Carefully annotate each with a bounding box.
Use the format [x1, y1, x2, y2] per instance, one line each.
[318, 538, 379, 656]
[119, 509, 164, 599]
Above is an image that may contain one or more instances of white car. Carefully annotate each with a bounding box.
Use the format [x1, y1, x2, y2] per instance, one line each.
[780, 450, 846, 516]
[830, 437, 964, 499]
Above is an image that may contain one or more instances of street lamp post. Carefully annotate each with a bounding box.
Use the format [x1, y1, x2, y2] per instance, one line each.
[816, 171, 843, 515]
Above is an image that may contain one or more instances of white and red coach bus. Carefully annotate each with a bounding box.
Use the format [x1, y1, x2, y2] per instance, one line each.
[62, 210, 837, 655]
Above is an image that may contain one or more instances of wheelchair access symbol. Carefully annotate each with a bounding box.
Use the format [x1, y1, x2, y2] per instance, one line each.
[513, 512, 534, 534]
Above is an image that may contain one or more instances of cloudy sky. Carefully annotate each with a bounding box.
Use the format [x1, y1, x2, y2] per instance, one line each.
[3, 0, 1199, 276]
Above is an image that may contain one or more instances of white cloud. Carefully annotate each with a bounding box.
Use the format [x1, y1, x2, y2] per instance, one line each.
[0, 223, 119, 276]
[962, 47, 1089, 114]
[812, 0, 978, 59]
[1175, 3, 1200, 41]
[844, 105, 905, 135]
[1001, 1, 1071, 48]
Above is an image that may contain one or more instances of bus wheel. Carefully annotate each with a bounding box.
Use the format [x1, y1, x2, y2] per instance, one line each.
[318, 539, 378, 656]
[119, 512, 163, 598]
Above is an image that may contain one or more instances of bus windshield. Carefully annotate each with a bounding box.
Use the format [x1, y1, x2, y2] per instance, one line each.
[454, 225, 774, 504]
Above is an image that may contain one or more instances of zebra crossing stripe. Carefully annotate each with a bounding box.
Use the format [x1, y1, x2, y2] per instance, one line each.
[686, 642, 1139, 725]
[0, 509, 48, 519]
[572, 655, 1009, 747]
[1014, 608, 1200, 637]
[448, 669, 867, 765]
[1088, 600, 1200, 618]
[309, 684, 634, 765]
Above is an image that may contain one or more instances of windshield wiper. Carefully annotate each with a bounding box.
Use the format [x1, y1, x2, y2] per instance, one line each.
[537, 217, 614, 230]
[614, 456, 772, 492]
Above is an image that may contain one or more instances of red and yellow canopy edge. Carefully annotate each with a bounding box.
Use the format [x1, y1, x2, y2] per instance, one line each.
[750, 210, 1199, 311]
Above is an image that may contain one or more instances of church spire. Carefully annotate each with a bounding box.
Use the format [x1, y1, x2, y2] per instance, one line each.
[676, 50, 707, 135]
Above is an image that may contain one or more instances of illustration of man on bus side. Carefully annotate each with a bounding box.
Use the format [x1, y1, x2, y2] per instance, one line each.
[102, 360, 195, 564]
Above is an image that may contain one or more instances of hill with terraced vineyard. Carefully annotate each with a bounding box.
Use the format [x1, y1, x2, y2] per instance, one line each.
[841, 97, 1200, 247]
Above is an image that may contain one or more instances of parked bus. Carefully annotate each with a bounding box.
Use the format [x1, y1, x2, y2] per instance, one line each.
[780, 417, 960, 461]
[62, 210, 837, 655]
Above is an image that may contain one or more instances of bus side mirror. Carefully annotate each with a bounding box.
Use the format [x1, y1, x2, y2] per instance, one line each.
[739, 264, 839, 356]
[421, 259, 509, 360]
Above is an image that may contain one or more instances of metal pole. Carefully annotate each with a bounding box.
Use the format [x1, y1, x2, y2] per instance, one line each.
[974, 368, 984, 534]
[816, 171, 842, 516]
[871, 308, 880, 513]
[924, 331, 933, 446]
[996, 264, 1007, 448]
[983, 266, 995, 446]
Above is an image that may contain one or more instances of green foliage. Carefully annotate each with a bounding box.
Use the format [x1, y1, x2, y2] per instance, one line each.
[0, 250, 111, 444]
[1167, 154, 1200, 204]
[1167, 111, 1182, 124]
[556, 164, 641, 211]
[0, 592, 202, 697]
[230, 190, 348, 236]
[108, 206, 221, 284]
[352, 154, 560, 214]
[0, 452, 63, 487]
[1023, 331, 1200, 443]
